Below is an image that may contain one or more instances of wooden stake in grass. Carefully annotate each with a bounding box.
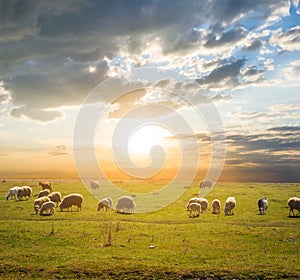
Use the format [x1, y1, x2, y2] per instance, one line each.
[51, 219, 54, 235]
[104, 222, 112, 247]
[116, 220, 120, 232]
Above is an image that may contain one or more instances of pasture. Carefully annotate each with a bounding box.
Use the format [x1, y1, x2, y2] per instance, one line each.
[0, 180, 299, 279]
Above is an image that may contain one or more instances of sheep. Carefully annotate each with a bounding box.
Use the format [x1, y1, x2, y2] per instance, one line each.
[6, 186, 20, 200]
[188, 202, 201, 218]
[39, 201, 55, 215]
[288, 197, 300, 216]
[200, 179, 213, 196]
[224, 196, 236, 216]
[186, 197, 199, 209]
[116, 196, 136, 214]
[212, 199, 221, 214]
[97, 197, 112, 211]
[48, 191, 62, 207]
[34, 196, 50, 214]
[17, 186, 32, 200]
[196, 197, 209, 213]
[90, 180, 100, 190]
[59, 193, 83, 211]
[258, 197, 268, 215]
[37, 189, 50, 198]
[39, 181, 53, 192]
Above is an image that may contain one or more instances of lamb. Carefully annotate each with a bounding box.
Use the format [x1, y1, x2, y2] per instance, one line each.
[212, 199, 221, 214]
[6, 186, 20, 200]
[37, 189, 50, 198]
[48, 191, 61, 207]
[288, 197, 300, 216]
[188, 202, 201, 218]
[17, 186, 32, 200]
[224, 196, 236, 216]
[97, 197, 113, 211]
[34, 196, 50, 214]
[59, 193, 83, 211]
[90, 180, 100, 190]
[39, 181, 53, 192]
[258, 197, 268, 215]
[39, 201, 55, 215]
[116, 196, 136, 214]
[197, 197, 209, 213]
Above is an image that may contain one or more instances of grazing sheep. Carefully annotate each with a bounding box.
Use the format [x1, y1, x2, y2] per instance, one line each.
[48, 191, 62, 207]
[196, 197, 209, 213]
[39, 201, 55, 215]
[90, 180, 100, 189]
[6, 186, 20, 200]
[97, 197, 112, 211]
[17, 186, 32, 200]
[116, 196, 136, 214]
[212, 199, 221, 214]
[34, 196, 50, 214]
[188, 202, 201, 218]
[258, 197, 268, 215]
[39, 181, 53, 192]
[224, 196, 236, 216]
[37, 189, 50, 198]
[288, 197, 300, 216]
[186, 197, 199, 209]
[59, 193, 83, 211]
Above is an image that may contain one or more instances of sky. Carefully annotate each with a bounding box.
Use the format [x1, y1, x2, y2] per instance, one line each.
[0, 0, 299, 182]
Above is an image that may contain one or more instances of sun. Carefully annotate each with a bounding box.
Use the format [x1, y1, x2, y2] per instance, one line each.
[128, 124, 172, 167]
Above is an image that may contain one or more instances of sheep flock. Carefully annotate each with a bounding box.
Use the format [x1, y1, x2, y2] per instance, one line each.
[2, 181, 300, 219]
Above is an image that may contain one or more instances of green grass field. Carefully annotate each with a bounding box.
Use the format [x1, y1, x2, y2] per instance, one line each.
[0, 181, 299, 279]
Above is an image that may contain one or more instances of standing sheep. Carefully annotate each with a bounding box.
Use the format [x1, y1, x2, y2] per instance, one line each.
[224, 196, 236, 216]
[116, 196, 136, 214]
[39, 181, 53, 192]
[97, 197, 112, 211]
[212, 199, 221, 214]
[59, 194, 83, 211]
[188, 202, 201, 218]
[48, 191, 62, 207]
[186, 197, 199, 209]
[39, 201, 56, 215]
[90, 180, 100, 190]
[6, 186, 20, 200]
[258, 197, 268, 215]
[17, 186, 32, 200]
[37, 189, 50, 198]
[200, 179, 213, 196]
[288, 197, 300, 216]
[34, 196, 50, 214]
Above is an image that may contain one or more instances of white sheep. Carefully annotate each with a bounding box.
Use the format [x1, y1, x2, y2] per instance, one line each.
[34, 196, 50, 214]
[186, 197, 199, 209]
[188, 202, 201, 218]
[90, 180, 100, 189]
[59, 193, 83, 211]
[37, 189, 50, 198]
[288, 197, 300, 216]
[97, 197, 112, 211]
[212, 199, 221, 214]
[258, 197, 268, 215]
[17, 186, 32, 200]
[116, 196, 136, 214]
[196, 197, 209, 213]
[224, 196, 236, 216]
[39, 201, 56, 215]
[6, 186, 20, 200]
[48, 191, 62, 207]
[39, 181, 53, 192]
